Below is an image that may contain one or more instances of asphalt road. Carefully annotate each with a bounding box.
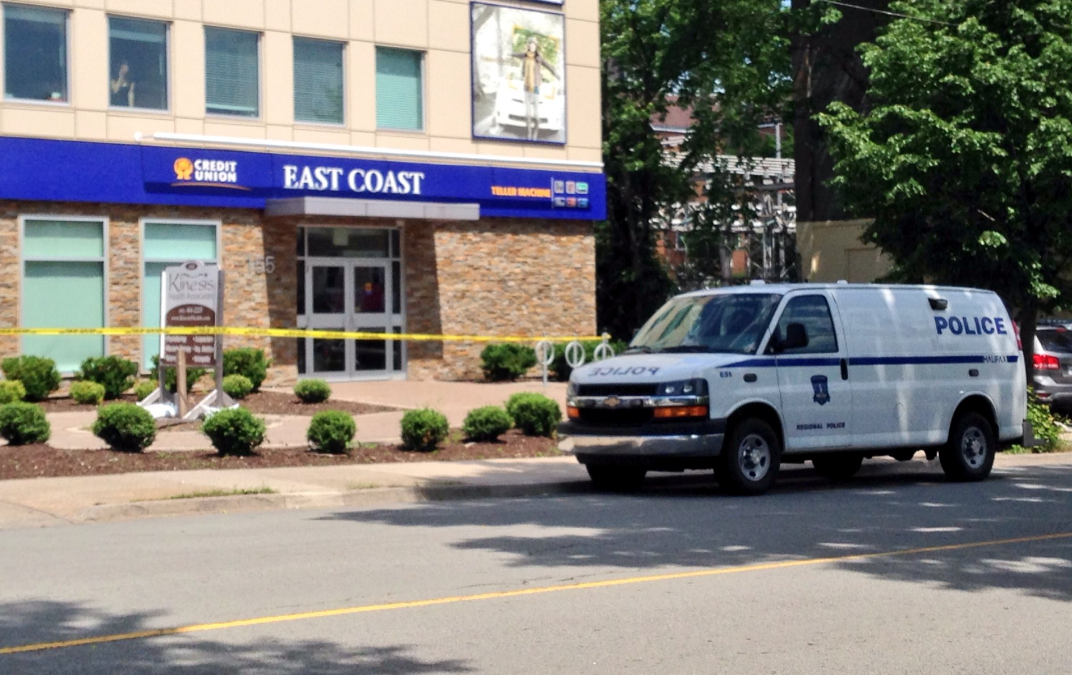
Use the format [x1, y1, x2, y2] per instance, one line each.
[2, 459, 1071, 674]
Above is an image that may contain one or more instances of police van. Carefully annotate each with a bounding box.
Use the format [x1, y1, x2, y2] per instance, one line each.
[560, 283, 1028, 495]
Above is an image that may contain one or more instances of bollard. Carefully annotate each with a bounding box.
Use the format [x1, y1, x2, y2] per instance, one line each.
[565, 341, 586, 370]
[535, 340, 555, 386]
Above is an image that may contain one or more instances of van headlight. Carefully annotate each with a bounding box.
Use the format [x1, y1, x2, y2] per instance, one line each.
[658, 379, 708, 396]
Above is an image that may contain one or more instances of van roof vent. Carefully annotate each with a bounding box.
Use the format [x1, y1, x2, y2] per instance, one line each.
[750, 279, 766, 286]
[836, 279, 849, 284]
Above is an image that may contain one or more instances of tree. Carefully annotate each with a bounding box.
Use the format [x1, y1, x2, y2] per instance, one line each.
[819, 0, 1072, 380]
[598, 0, 789, 339]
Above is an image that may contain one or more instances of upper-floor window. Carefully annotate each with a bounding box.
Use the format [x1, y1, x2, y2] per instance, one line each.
[205, 27, 259, 117]
[3, 4, 68, 103]
[294, 37, 344, 125]
[375, 47, 423, 131]
[109, 17, 168, 111]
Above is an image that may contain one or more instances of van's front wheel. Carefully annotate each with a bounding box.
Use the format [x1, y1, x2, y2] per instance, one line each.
[718, 418, 781, 495]
[940, 412, 996, 482]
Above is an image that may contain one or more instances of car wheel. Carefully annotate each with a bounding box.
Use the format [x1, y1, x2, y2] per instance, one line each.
[939, 412, 996, 482]
[718, 418, 781, 496]
[812, 453, 864, 481]
[585, 464, 646, 492]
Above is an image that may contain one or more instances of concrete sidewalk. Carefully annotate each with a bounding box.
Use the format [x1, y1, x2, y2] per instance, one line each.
[43, 380, 570, 450]
[1, 451, 1070, 531]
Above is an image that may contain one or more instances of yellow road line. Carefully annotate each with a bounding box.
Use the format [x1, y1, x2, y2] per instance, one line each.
[3, 530, 1069, 656]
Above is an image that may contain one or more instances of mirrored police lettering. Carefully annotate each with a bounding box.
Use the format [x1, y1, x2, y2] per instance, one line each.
[934, 316, 1007, 336]
[590, 366, 661, 377]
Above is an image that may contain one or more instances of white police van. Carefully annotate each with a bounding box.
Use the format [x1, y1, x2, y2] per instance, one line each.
[560, 283, 1028, 495]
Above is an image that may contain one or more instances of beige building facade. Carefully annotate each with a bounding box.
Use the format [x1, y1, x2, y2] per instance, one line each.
[0, 0, 603, 382]
[796, 219, 893, 284]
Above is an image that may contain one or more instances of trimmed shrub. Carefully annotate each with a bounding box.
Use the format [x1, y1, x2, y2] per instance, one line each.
[1, 356, 61, 402]
[150, 355, 207, 394]
[480, 344, 538, 382]
[223, 348, 271, 392]
[222, 374, 254, 400]
[505, 393, 562, 438]
[69, 381, 105, 405]
[92, 403, 156, 452]
[294, 379, 332, 404]
[463, 406, 513, 442]
[201, 408, 266, 456]
[77, 356, 138, 400]
[0, 402, 50, 445]
[550, 340, 629, 382]
[133, 380, 156, 402]
[400, 408, 449, 451]
[0, 380, 26, 405]
[307, 410, 356, 454]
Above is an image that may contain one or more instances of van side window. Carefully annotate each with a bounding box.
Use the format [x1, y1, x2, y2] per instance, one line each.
[777, 296, 839, 354]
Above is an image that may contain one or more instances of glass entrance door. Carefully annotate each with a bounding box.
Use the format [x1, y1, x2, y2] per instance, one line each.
[300, 256, 403, 380]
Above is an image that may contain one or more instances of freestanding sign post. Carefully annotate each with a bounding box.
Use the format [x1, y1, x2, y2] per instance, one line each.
[155, 261, 232, 419]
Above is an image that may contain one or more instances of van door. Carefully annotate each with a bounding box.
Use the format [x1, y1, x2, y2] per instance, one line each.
[772, 293, 853, 451]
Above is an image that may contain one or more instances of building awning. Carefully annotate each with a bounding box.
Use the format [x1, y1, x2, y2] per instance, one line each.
[264, 197, 480, 221]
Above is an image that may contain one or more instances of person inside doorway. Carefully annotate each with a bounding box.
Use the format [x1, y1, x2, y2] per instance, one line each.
[110, 60, 135, 107]
[511, 37, 557, 141]
[359, 281, 385, 313]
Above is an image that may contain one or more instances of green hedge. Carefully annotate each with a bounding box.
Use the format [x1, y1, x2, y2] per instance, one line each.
[0, 402, 50, 445]
[463, 406, 512, 442]
[77, 356, 138, 400]
[505, 393, 562, 438]
[400, 408, 449, 451]
[201, 408, 266, 456]
[480, 344, 537, 382]
[307, 410, 356, 454]
[92, 403, 156, 452]
[1, 356, 61, 402]
[70, 381, 105, 405]
[223, 348, 271, 392]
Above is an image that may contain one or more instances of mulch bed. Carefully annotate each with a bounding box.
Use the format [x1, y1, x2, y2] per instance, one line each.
[34, 391, 397, 417]
[0, 430, 561, 480]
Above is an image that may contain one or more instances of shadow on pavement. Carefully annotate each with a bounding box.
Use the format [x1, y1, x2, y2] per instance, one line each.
[323, 461, 1072, 603]
[0, 601, 474, 674]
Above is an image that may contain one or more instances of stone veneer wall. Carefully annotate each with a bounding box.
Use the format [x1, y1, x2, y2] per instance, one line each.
[0, 201, 298, 385]
[406, 219, 597, 380]
[0, 202, 595, 383]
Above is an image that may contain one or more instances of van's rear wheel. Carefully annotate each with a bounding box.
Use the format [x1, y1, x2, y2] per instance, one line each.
[940, 412, 996, 482]
[718, 418, 781, 495]
[585, 465, 646, 492]
[812, 453, 863, 481]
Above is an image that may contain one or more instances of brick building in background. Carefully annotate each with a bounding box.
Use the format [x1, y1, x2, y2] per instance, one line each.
[0, 0, 603, 383]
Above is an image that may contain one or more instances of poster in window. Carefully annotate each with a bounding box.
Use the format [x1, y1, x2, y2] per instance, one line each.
[471, 3, 566, 144]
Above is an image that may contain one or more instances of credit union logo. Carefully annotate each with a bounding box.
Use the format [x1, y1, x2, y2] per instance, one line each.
[171, 157, 248, 190]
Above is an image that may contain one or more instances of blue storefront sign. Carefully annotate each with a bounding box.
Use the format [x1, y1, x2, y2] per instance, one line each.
[0, 137, 605, 221]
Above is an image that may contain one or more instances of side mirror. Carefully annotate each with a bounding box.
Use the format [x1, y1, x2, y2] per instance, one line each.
[784, 322, 809, 350]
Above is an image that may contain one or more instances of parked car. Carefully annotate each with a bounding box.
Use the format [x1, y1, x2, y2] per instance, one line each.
[1031, 323, 1072, 408]
[559, 282, 1029, 495]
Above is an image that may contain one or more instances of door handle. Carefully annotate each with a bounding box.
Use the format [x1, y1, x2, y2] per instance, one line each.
[840, 358, 849, 381]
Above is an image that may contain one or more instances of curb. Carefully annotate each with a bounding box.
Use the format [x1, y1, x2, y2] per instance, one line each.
[75, 479, 594, 524]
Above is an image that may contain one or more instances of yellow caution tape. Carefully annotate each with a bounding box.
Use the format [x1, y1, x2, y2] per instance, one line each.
[0, 326, 605, 344]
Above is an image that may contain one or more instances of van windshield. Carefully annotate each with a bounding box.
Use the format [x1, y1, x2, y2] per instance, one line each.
[630, 293, 783, 355]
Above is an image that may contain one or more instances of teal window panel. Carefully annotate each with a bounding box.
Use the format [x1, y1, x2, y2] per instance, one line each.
[24, 220, 104, 258]
[294, 37, 344, 125]
[376, 47, 422, 131]
[205, 27, 259, 117]
[23, 261, 105, 373]
[144, 222, 217, 259]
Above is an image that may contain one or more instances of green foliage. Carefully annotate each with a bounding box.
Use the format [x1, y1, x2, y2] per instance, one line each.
[201, 408, 266, 456]
[0, 380, 26, 405]
[91, 403, 156, 452]
[223, 348, 271, 392]
[549, 341, 629, 381]
[294, 379, 332, 404]
[133, 380, 156, 401]
[77, 356, 138, 400]
[150, 355, 207, 394]
[1, 356, 61, 402]
[598, 0, 790, 337]
[505, 393, 562, 437]
[818, 0, 1072, 374]
[69, 381, 105, 405]
[462, 406, 513, 442]
[0, 402, 50, 445]
[480, 344, 538, 382]
[1026, 391, 1061, 453]
[222, 374, 254, 400]
[306, 410, 356, 454]
[400, 408, 449, 451]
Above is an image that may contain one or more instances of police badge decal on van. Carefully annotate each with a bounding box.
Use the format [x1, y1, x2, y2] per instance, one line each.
[811, 375, 831, 405]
